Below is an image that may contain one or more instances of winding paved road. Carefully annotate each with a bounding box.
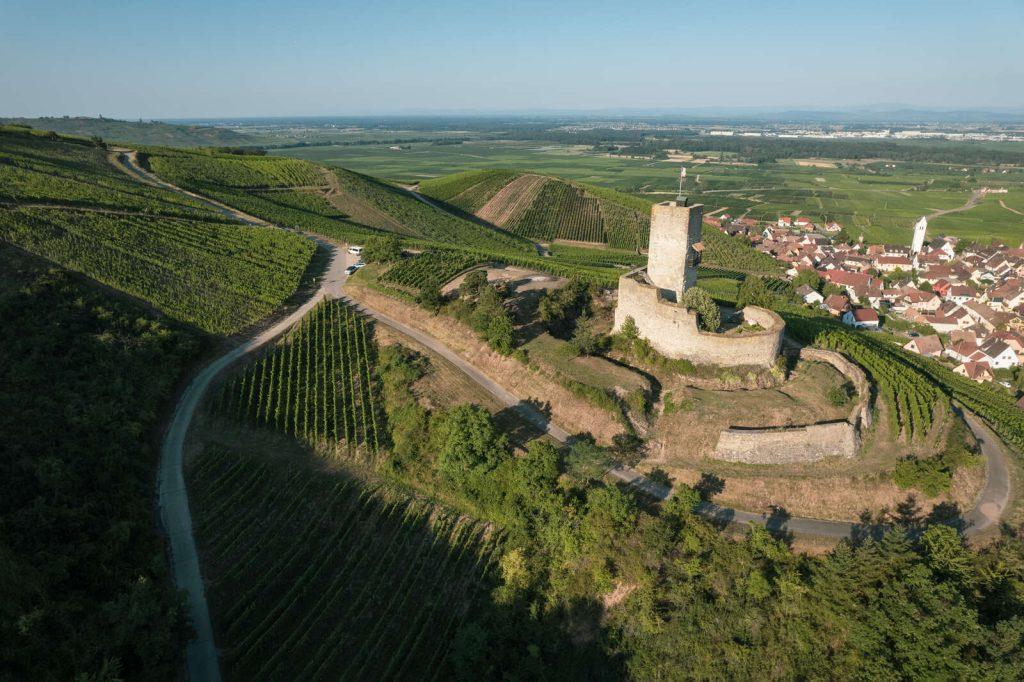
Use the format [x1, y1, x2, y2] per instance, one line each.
[121, 153, 1013, 680]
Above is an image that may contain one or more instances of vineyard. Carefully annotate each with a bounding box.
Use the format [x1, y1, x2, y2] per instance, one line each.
[379, 250, 483, 291]
[700, 227, 784, 275]
[0, 127, 215, 217]
[147, 149, 325, 188]
[187, 442, 499, 681]
[420, 170, 651, 248]
[421, 169, 521, 212]
[330, 168, 532, 253]
[0, 207, 314, 334]
[787, 315, 946, 440]
[215, 299, 384, 454]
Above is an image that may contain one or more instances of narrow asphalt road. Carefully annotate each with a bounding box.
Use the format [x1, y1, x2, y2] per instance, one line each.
[124, 153, 1013, 679]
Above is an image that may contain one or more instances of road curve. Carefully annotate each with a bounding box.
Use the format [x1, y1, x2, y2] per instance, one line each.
[117, 150, 348, 681]
[125, 155, 1013, 679]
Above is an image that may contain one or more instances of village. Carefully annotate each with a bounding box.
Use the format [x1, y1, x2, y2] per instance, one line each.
[707, 211, 1024, 392]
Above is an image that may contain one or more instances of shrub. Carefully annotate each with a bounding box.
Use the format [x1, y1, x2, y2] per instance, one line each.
[681, 287, 720, 332]
[362, 234, 403, 263]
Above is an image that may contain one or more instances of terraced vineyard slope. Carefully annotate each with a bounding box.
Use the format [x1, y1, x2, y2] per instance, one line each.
[0, 128, 315, 334]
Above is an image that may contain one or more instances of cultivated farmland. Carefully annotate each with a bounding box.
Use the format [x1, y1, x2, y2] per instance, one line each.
[215, 299, 384, 455]
[187, 442, 498, 681]
[379, 250, 483, 293]
[0, 131, 315, 335]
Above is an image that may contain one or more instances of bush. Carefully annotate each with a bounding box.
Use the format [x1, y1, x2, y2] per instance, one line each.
[828, 383, 852, 407]
[891, 417, 981, 496]
[681, 287, 720, 332]
[459, 270, 489, 298]
[361, 234, 403, 263]
[418, 281, 443, 312]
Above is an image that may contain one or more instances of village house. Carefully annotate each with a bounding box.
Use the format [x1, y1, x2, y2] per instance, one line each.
[843, 307, 880, 329]
[986, 278, 1024, 312]
[824, 293, 851, 316]
[954, 361, 994, 383]
[903, 335, 944, 357]
[977, 339, 1019, 369]
[795, 284, 824, 305]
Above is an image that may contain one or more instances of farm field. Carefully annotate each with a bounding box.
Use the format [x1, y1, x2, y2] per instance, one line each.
[276, 139, 1024, 245]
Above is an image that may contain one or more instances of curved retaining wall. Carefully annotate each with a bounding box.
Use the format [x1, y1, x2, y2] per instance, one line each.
[613, 272, 784, 368]
[798, 347, 872, 428]
[710, 347, 871, 464]
[714, 421, 860, 464]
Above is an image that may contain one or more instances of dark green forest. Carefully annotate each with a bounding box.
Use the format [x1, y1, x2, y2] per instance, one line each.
[0, 245, 205, 678]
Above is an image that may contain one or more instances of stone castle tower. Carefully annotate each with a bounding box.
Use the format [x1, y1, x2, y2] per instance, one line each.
[646, 200, 703, 302]
[612, 199, 784, 368]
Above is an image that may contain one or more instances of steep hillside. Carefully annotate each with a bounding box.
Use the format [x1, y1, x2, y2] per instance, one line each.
[143, 149, 534, 253]
[0, 245, 204, 678]
[0, 129, 315, 334]
[420, 170, 652, 250]
[0, 117, 257, 147]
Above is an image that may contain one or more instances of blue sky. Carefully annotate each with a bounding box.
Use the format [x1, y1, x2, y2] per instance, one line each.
[2, 0, 1022, 118]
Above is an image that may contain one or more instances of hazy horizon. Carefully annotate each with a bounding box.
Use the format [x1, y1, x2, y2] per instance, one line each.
[3, 0, 1023, 119]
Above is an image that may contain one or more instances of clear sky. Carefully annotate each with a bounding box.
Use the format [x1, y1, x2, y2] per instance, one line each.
[2, 0, 1023, 118]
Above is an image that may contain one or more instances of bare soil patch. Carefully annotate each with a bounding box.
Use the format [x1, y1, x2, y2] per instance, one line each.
[477, 174, 548, 226]
[346, 283, 624, 444]
[442, 264, 567, 295]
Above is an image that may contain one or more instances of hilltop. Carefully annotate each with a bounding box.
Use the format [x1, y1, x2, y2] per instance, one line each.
[420, 170, 653, 250]
[0, 116, 256, 147]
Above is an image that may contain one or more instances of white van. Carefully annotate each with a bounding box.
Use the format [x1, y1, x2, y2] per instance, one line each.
[347, 245, 363, 256]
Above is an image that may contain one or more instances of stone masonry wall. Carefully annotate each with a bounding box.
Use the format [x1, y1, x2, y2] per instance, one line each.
[799, 347, 872, 429]
[613, 272, 784, 368]
[709, 347, 870, 464]
[714, 421, 859, 464]
[647, 201, 702, 299]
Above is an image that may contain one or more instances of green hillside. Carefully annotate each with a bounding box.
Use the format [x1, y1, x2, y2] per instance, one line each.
[420, 170, 653, 249]
[0, 128, 315, 334]
[0, 116, 256, 147]
[1, 245, 204, 678]
[420, 169, 782, 275]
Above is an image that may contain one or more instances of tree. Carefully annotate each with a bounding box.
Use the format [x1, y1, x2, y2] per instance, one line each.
[361, 234, 402, 263]
[681, 287, 720, 332]
[569, 315, 601, 356]
[792, 269, 823, 292]
[418, 282, 443, 312]
[538, 279, 590, 338]
[620, 316, 640, 344]
[486, 311, 515, 355]
[432, 404, 510, 492]
[459, 270, 489, 299]
[737, 275, 773, 309]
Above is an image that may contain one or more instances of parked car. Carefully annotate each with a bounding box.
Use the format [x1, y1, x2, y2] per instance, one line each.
[347, 245, 363, 255]
[345, 265, 358, 275]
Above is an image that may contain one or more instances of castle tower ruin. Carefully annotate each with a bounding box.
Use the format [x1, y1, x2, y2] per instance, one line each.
[612, 197, 784, 368]
[646, 200, 703, 302]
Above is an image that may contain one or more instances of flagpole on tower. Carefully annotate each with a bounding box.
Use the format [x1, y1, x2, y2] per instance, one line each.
[677, 165, 687, 204]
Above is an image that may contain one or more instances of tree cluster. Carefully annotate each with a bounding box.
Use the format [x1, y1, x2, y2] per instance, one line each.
[0, 248, 204, 679]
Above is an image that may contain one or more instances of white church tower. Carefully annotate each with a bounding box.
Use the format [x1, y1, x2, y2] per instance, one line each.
[910, 216, 928, 268]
